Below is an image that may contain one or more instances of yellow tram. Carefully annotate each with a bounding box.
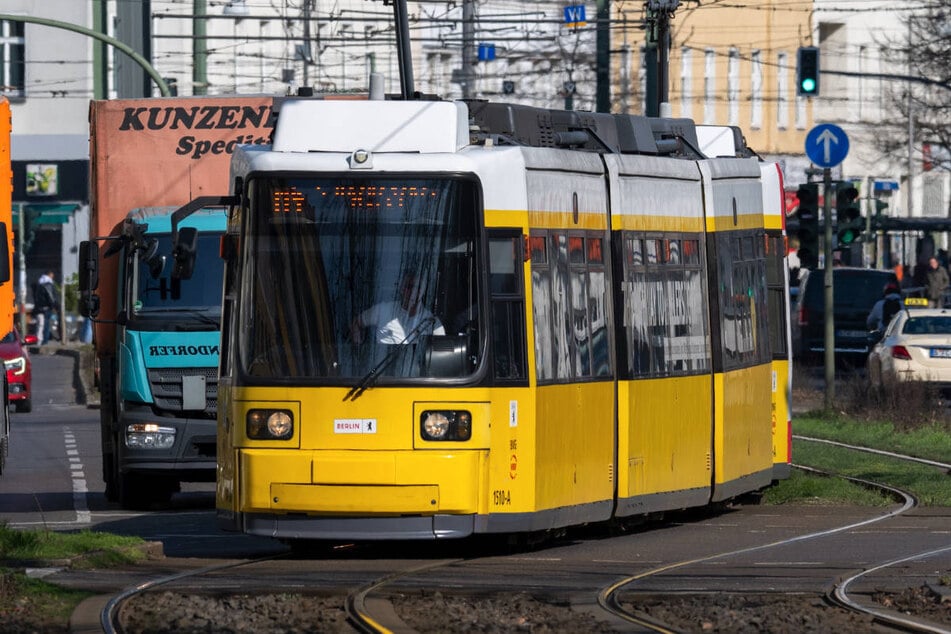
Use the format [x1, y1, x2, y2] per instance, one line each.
[178, 98, 790, 539]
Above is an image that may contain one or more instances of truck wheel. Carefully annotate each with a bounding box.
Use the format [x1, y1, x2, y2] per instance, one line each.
[117, 473, 176, 509]
[117, 472, 151, 510]
[103, 450, 118, 502]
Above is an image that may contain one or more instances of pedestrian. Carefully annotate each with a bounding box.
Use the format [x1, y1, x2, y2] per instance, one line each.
[925, 257, 949, 308]
[866, 282, 903, 332]
[32, 270, 59, 345]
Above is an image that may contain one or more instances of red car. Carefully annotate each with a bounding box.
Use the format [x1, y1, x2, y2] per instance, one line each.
[1, 329, 35, 413]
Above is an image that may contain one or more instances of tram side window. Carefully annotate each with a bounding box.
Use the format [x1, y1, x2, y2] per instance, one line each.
[717, 231, 770, 370]
[531, 230, 610, 384]
[620, 232, 710, 379]
[488, 234, 527, 382]
[765, 234, 789, 357]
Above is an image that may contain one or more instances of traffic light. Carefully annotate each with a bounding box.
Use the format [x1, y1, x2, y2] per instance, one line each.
[835, 184, 862, 245]
[796, 183, 819, 269]
[796, 46, 820, 97]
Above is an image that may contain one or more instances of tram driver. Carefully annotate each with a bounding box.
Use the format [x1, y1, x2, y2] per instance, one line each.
[350, 272, 446, 345]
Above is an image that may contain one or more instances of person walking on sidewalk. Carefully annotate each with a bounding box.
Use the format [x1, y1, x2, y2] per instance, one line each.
[925, 257, 949, 308]
[32, 270, 59, 345]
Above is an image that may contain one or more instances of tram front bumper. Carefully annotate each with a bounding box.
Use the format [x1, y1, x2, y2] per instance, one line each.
[238, 449, 484, 515]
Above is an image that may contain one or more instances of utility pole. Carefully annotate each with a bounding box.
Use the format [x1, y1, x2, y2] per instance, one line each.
[461, 0, 475, 99]
[193, 0, 207, 95]
[302, 0, 313, 89]
[644, 0, 679, 117]
[595, 0, 610, 112]
[392, 0, 415, 98]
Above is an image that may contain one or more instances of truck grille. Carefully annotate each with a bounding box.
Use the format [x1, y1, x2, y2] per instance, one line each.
[147, 367, 218, 416]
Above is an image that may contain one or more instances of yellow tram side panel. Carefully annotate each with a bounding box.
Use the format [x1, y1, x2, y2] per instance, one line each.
[712, 363, 773, 490]
[221, 384, 548, 519]
[517, 154, 617, 521]
[762, 161, 794, 477]
[532, 382, 615, 514]
[700, 159, 774, 496]
[617, 375, 713, 500]
[770, 357, 792, 469]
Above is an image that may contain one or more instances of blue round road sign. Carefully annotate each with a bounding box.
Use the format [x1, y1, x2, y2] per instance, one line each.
[805, 123, 849, 168]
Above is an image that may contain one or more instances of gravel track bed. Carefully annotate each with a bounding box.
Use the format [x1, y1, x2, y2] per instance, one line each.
[120, 585, 951, 633]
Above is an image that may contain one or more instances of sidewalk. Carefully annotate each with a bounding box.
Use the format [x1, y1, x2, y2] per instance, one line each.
[28, 341, 99, 408]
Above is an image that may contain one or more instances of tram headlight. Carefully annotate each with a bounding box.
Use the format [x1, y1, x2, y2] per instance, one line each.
[246, 409, 294, 440]
[420, 410, 472, 442]
[125, 423, 176, 450]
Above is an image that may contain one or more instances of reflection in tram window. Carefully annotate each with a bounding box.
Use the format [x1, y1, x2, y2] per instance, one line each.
[621, 231, 710, 379]
[531, 230, 611, 384]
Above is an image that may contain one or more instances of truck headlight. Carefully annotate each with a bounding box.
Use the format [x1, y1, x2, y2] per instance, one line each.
[420, 410, 472, 441]
[247, 409, 293, 440]
[126, 423, 176, 450]
[3, 356, 26, 375]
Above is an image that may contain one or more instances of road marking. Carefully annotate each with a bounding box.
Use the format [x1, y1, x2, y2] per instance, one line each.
[64, 429, 91, 525]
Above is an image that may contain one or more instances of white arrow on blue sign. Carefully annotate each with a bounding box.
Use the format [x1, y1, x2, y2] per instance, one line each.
[805, 123, 849, 168]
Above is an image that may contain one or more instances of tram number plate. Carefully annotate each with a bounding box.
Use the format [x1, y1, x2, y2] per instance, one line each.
[492, 490, 511, 506]
[930, 348, 951, 358]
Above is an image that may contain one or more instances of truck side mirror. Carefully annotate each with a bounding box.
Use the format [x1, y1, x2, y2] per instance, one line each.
[172, 227, 198, 281]
[79, 291, 100, 319]
[78, 241, 99, 292]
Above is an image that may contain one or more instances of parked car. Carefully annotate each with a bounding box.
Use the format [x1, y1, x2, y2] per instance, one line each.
[867, 308, 951, 392]
[1, 329, 35, 413]
[793, 267, 899, 363]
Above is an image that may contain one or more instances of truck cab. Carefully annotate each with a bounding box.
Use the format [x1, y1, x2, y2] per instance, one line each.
[79, 207, 226, 507]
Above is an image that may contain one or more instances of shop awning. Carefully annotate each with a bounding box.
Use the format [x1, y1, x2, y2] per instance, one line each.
[12, 203, 80, 225]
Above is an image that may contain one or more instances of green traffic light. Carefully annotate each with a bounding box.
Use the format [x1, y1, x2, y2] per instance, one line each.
[801, 78, 816, 93]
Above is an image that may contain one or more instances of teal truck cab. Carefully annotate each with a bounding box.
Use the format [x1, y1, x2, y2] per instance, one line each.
[79, 207, 226, 508]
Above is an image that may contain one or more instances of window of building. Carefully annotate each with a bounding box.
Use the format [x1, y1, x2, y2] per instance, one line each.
[777, 51, 789, 130]
[680, 47, 692, 119]
[0, 20, 25, 98]
[750, 50, 762, 130]
[704, 49, 716, 124]
[727, 48, 739, 126]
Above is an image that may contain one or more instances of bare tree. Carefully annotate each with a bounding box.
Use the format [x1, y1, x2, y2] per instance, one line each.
[875, 4, 951, 175]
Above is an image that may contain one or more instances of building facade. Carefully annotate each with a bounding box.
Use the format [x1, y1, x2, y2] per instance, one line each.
[2, 0, 946, 300]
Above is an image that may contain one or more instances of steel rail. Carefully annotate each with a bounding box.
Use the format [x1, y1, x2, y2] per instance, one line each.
[597, 465, 918, 632]
[100, 554, 285, 633]
[345, 558, 464, 633]
[831, 545, 951, 634]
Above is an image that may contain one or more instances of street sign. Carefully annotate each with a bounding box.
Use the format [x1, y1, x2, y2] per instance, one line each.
[477, 43, 495, 62]
[564, 5, 586, 28]
[805, 123, 849, 168]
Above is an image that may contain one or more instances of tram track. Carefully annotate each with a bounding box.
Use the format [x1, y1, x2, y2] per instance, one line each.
[595, 444, 951, 634]
[98, 440, 950, 633]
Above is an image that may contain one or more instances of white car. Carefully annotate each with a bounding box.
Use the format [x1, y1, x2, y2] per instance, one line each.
[867, 307, 951, 391]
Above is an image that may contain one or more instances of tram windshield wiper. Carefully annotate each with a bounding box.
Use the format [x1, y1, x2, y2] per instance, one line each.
[343, 316, 435, 402]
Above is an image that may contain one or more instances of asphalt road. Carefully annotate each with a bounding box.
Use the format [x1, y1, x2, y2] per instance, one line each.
[0, 349, 283, 558]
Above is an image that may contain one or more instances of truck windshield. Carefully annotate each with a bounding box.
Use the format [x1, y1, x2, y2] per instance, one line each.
[240, 176, 482, 382]
[131, 233, 224, 315]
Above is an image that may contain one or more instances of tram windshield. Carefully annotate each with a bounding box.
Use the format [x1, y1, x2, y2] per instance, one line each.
[240, 176, 482, 383]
